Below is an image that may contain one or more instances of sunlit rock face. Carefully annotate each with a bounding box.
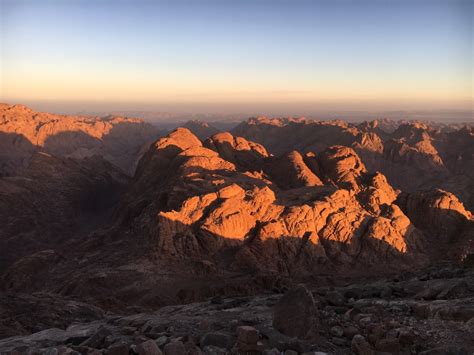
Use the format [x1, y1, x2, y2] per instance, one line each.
[204, 132, 269, 171]
[121, 127, 472, 273]
[232, 117, 474, 212]
[396, 189, 474, 260]
[182, 120, 220, 140]
[1, 107, 473, 318]
[264, 150, 324, 189]
[317, 145, 367, 190]
[0, 103, 162, 175]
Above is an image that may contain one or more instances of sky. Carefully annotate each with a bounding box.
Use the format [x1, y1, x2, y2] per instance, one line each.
[0, 0, 472, 115]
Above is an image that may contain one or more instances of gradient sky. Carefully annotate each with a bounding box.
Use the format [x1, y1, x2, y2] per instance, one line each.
[1, 0, 472, 114]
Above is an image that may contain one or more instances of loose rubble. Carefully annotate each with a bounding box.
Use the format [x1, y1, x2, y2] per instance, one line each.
[1, 265, 472, 354]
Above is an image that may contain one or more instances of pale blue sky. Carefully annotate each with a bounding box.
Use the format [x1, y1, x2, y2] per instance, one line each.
[1, 0, 472, 113]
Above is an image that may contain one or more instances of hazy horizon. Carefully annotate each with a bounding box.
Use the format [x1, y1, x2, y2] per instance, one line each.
[2, 98, 472, 124]
[1, 0, 473, 115]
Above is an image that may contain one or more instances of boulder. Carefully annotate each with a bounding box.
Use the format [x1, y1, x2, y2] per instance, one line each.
[351, 334, 374, 355]
[107, 343, 129, 355]
[272, 285, 318, 338]
[137, 339, 163, 355]
[164, 341, 186, 355]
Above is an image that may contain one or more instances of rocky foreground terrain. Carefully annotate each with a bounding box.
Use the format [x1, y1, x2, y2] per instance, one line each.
[0, 104, 473, 354]
[1, 266, 473, 354]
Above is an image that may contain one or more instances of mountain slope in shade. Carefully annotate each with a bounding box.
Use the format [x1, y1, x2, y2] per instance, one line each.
[0, 152, 128, 272]
[0, 103, 163, 175]
[232, 116, 474, 212]
[182, 120, 220, 140]
[0, 108, 473, 352]
[2, 127, 471, 316]
[125, 129, 471, 272]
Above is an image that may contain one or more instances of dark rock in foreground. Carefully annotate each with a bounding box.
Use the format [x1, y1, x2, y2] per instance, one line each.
[1, 267, 473, 354]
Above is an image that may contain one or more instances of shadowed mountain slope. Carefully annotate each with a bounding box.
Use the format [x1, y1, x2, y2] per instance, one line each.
[0, 109, 473, 352]
[0, 103, 163, 175]
[1, 128, 472, 307]
[232, 117, 474, 212]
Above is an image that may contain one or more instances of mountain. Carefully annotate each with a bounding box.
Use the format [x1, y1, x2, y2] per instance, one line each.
[2, 127, 471, 304]
[232, 116, 474, 212]
[0, 152, 128, 273]
[0, 106, 473, 353]
[0, 103, 163, 175]
[181, 120, 220, 140]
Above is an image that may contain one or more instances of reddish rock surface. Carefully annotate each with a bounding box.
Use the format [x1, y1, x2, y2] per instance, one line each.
[0, 105, 473, 352]
[0, 103, 162, 175]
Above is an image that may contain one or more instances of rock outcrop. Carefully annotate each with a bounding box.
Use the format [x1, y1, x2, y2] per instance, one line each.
[1, 107, 473, 351]
[232, 117, 474, 212]
[182, 120, 220, 140]
[264, 150, 323, 189]
[116, 128, 469, 276]
[0, 103, 163, 175]
[1, 266, 473, 353]
[0, 152, 128, 272]
[1, 119, 472, 311]
[204, 132, 269, 171]
[317, 146, 366, 190]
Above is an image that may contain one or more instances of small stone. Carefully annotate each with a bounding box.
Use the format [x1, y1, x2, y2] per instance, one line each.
[411, 302, 429, 318]
[331, 337, 346, 346]
[263, 349, 280, 355]
[200, 333, 234, 350]
[87, 350, 102, 355]
[387, 320, 400, 329]
[343, 326, 359, 339]
[80, 326, 112, 348]
[155, 336, 169, 348]
[236, 340, 264, 352]
[121, 326, 137, 335]
[329, 326, 344, 337]
[107, 343, 129, 355]
[325, 291, 346, 306]
[368, 324, 385, 343]
[202, 345, 227, 355]
[57, 346, 70, 354]
[358, 317, 372, 328]
[240, 311, 260, 324]
[375, 338, 399, 353]
[351, 334, 374, 355]
[104, 335, 117, 348]
[210, 296, 223, 304]
[184, 341, 202, 355]
[398, 329, 415, 345]
[418, 347, 469, 355]
[62, 348, 81, 355]
[199, 319, 211, 332]
[43, 348, 59, 355]
[367, 334, 377, 346]
[229, 320, 239, 330]
[352, 312, 367, 323]
[138, 336, 151, 345]
[164, 341, 186, 355]
[384, 328, 399, 340]
[137, 340, 163, 355]
[236, 326, 259, 344]
[284, 350, 298, 355]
